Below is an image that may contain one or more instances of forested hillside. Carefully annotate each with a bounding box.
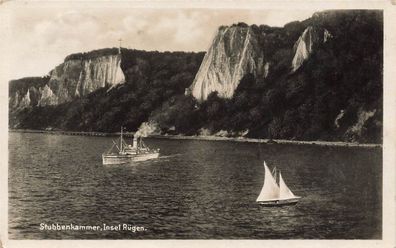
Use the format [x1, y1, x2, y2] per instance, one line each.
[151, 10, 382, 143]
[9, 10, 382, 143]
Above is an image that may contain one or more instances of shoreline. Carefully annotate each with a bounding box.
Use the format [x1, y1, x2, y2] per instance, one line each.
[8, 129, 382, 148]
[149, 135, 381, 148]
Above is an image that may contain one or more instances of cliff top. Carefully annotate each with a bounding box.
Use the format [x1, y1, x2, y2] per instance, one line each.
[64, 47, 120, 62]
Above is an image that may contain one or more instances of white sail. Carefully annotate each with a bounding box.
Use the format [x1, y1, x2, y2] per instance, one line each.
[256, 161, 280, 201]
[279, 172, 296, 200]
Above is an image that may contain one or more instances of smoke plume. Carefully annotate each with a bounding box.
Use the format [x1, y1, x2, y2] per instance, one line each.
[135, 121, 159, 137]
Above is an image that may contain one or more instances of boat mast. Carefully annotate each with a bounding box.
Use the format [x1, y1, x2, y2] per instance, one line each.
[120, 126, 123, 152]
[277, 169, 280, 184]
[272, 167, 276, 182]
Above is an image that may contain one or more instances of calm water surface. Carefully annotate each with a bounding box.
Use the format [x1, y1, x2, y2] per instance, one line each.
[9, 132, 382, 239]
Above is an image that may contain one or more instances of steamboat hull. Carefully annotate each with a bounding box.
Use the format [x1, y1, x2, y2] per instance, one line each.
[102, 152, 159, 165]
[132, 152, 159, 162]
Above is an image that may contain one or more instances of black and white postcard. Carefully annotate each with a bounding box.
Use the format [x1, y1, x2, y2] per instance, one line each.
[1, 1, 395, 248]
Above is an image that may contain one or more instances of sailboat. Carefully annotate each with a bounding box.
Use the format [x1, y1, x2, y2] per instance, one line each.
[256, 161, 301, 206]
[102, 127, 160, 165]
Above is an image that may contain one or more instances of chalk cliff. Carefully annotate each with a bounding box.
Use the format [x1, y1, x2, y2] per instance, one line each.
[190, 24, 333, 101]
[291, 26, 332, 72]
[18, 89, 31, 108]
[47, 54, 125, 104]
[37, 84, 58, 106]
[76, 55, 125, 96]
[10, 52, 125, 109]
[190, 25, 266, 101]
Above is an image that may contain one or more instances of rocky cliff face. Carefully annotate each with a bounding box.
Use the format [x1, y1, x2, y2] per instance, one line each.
[77, 55, 125, 95]
[10, 85, 41, 110]
[190, 24, 332, 101]
[10, 91, 20, 109]
[47, 54, 125, 104]
[37, 84, 58, 106]
[10, 53, 125, 110]
[19, 89, 31, 107]
[291, 26, 332, 72]
[190, 25, 266, 101]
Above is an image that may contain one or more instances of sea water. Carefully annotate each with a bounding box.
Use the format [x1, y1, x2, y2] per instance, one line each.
[8, 132, 382, 239]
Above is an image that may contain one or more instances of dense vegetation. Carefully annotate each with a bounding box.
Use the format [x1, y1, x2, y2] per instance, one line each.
[64, 48, 120, 61]
[11, 49, 204, 132]
[150, 10, 383, 143]
[9, 10, 382, 143]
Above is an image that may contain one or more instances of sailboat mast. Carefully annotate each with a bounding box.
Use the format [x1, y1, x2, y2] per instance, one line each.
[272, 167, 278, 184]
[120, 126, 123, 152]
[277, 169, 280, 184]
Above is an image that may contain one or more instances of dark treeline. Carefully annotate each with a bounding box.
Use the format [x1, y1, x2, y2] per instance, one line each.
[64, 48, 120, 61]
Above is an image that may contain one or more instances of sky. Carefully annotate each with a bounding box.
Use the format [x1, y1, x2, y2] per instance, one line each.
[3, 5, 316, 80]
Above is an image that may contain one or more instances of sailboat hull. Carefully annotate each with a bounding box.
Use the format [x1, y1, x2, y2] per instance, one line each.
[257, 198, 300, 207]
